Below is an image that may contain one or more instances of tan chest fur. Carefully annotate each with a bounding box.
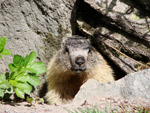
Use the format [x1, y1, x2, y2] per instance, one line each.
[45, 52, 114, 104]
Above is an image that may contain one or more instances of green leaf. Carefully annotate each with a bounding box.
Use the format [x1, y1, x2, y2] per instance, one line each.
[15, 75, 28, 83]
[0, 54, 2, 59]
[16, 74, 40, 88]
[24, 51, 36, 67]
[9, 80, 32, 95]
[0, 49, 11, 55]
[9, 72, 15, 80]
[8, 63, 17, 72]
[9, 80, 18, 87]
[37, 98, 44, 104]
[23, 83, 32, 95]
[27, 74, 40, 87]
[5, 72, 9, 80]
[0, 82, 10, 89]
[26, 96, 34, 105]
[13, 55, 24, 67]
[9, 65, 26, 80]
[5, 86, 13, 94]
[15, 87, 24, 99]
[0, 89, 4, 99]
[27, 62, 46, 75]
[0, 73, 6, 83]
[16, 65, 27, 77]
[0, 37, 6, 52]
[0, 73, 9, 82]
[2, 86, 13, 100]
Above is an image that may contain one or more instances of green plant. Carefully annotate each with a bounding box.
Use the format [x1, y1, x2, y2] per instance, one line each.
[0, 37, 11, 58]
[138, 108, 150, 113]
[0, 51, 46, 99]
[67, 106, 100, 113]
[26, 97, 44, 106]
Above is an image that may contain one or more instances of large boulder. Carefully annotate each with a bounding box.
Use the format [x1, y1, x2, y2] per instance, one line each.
[0, 0, 75, 71]
[74, 69, 150, 101]
[0, 0, 75, 95]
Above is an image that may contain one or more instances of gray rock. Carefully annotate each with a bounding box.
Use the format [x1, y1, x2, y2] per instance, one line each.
[74, 69, 150, 101]
[74, 0, 150, 75]
[0, 0, 75, 95]
[0, 0, 75, 72]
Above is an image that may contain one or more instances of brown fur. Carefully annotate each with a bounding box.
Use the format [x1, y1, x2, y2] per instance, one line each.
[45, 37, 115, 104]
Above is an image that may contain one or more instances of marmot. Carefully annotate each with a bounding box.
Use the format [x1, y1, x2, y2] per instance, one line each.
[45, 35, 115, 104]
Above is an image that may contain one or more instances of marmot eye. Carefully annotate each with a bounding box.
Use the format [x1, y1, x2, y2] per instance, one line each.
[65, 47, 69, 53]
[88, 49, 91, 53]
[88, 48, 92, 54]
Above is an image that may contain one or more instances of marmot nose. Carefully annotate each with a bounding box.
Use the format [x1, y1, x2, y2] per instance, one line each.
[75, 57, 85, 66]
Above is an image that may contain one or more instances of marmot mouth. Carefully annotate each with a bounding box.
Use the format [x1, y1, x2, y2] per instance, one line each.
[72, 67, 86, 74]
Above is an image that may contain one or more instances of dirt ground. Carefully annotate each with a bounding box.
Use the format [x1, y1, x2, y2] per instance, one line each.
[0, 96, 150, 113]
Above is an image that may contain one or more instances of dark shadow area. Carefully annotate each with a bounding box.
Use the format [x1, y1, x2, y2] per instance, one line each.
[101, 52, 127, 80]
[120, 0, 150, 17]
[39, 82, 48, 98]
[70, 0, 104, 35]
[0, 95, 26, 106]
[70, 0, 78, 35]
[92, 34, 127, 79]
[72, 0, 150, 47]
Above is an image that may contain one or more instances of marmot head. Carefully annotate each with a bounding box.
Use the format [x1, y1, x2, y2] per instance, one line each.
[60, 35, 93, 74]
